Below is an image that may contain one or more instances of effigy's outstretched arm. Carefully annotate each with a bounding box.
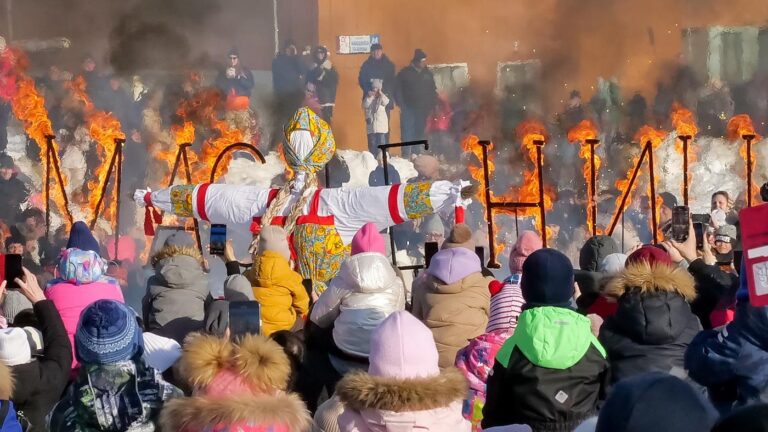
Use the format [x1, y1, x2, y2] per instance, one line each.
[328, 180, 471, 244]
[134, 184, 273, 224]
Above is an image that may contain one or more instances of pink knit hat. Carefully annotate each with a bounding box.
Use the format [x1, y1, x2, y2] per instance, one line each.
[508, 230, 543, 274]
[368, 311, 439, 380]
[351, 223, 386, 255]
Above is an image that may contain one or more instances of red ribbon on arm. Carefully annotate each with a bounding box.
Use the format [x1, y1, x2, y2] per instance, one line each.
[143, 192, 162, 236]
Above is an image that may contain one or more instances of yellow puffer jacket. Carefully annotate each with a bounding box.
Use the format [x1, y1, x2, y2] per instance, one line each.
[244, 251, 310, 336]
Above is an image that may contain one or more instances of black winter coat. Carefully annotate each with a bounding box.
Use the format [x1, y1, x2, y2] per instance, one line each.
[358, 55, 396, 100]
[395, 64, 437, 113]
[687, 258, 739, 329]
[599, 262, 701, 386]
[307, 63, 339, 105]
[10, 300, 73, 432]
[272, 54, 306, 96]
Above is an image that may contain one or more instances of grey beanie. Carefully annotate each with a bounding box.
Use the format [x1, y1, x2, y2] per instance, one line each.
[2, 290, 33, 325]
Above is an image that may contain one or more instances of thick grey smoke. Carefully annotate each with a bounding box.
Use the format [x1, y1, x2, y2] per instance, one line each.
[108, 0, 221, 75]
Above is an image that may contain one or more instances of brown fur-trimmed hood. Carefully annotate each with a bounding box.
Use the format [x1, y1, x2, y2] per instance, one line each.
[179, 334, 291, 393]
[605, 262, 696, 302]
[159, 392, 311, 432]
[0, 362, 13, 400]
[336, 367, 468, 412]
[151, 245, 203, 267]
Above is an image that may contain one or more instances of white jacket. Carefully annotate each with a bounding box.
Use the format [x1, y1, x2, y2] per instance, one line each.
[362, 92, 390, 135]
[311, 252, 405, 357]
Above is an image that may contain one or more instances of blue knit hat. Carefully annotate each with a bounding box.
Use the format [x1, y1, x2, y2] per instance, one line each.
[75, 300, 143, 364]
[66, 221, 101, 254]
[521, 249, 575, 309]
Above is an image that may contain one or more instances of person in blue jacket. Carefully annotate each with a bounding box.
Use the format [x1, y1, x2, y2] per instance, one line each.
[685, 260, 768, 412]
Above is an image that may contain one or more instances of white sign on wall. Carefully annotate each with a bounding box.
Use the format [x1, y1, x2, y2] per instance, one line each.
[337, 34, 381, 54]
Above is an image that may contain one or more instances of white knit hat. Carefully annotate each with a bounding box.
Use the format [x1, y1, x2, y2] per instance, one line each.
[0, 328, 32, 366]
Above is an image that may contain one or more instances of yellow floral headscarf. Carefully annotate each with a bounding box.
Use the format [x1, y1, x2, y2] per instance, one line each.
[282, 107, 336, 174]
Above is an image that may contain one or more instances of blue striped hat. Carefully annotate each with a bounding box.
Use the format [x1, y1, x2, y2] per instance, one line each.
[75, 300, 143, 364]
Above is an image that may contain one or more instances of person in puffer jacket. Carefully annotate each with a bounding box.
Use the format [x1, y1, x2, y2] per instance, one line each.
[159, 333, 311, 432]
[336, 311, 471, 431]
[0, 361, 23, 432]
[229, 226, 309, 335]
[482, 249, 608, 431]
[598, 246, 701, 387]
[412, 246, 492, 368]
[44, 221, 124, 371]
[143, 231, 209, 343]
[311, 223, 405, 361]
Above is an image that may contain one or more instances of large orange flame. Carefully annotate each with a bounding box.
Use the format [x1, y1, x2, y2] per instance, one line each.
[11, 75, 71, 221]
[67, 76, 126, 224]
[157, 121, 197, 187]
[727, 114, 762, 204]
[567, 119, 602, 234]
[460, 134, 490, 204]
[514, 120, 554, 241]
[670, 103, 699, 201]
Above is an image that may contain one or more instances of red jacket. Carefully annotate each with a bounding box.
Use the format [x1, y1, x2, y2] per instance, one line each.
[0, 49, 17, 102]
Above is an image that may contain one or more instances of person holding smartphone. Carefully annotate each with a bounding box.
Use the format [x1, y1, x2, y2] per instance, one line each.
[663, 221, 739, 329]
[0, 268, 72, 432]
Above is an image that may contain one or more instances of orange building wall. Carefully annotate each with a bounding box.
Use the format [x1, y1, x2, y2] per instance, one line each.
[318, 0, 768, 150]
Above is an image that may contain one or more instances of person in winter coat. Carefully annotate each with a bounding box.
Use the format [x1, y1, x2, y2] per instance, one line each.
[143, 231, 209, 342]
[598, 246, 701, 386]
[159, 333, 312, 432]
[44, 222, 125, 371]
[663, 224, 739, 329]
[482, 249, 609, 431]
[306, 46, 339, 123]
[590, 372, 717, 432]
[454, 230, 541, 431]
[216, 48, 255, 142]
[336, 311, 471, 431]
[711, 403, 768, 432]
[311, 223, 405, 362]
[358, 43, 396, 143]
[0, 154, 30, 224]
[227, 226, 309, 335]
[362, 79, 390, 156]
[0, 269, 72, 432]
[48, 300, 182, 432]
[411, 246, 492, 368]
[574, 235, 619, 307]
[272, 40, 307, 132]
[487, 230, 541, 333]
[685, 261, 768, 410]
[396, 49, 437, 157]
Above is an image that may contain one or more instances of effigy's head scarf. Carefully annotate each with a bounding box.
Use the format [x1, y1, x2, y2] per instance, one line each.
[282, 107, 335, 174]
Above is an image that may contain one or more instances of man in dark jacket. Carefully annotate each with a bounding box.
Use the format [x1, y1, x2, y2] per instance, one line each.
[598, 246, 701, 386]
[685, 261, 768, 410]
[306, 46, 339, 123]
[358, 43, 396, 142]
[0, 154, 29, 224]
[4, 267, 73, 432]
[395, 49, 437, 157]
[272, 40, 306, 137]
[482, 249, 609, 431]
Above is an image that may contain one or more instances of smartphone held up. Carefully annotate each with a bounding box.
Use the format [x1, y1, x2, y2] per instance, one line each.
[209, 224, 227, 256]
[671, 206, 690, 243]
